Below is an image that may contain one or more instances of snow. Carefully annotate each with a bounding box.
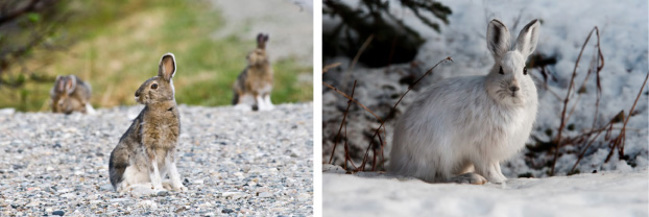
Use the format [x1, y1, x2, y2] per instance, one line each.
[324, 168, 649, 217]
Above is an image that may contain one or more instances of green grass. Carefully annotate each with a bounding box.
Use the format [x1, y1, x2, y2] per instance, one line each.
[0, 0, 312, 111]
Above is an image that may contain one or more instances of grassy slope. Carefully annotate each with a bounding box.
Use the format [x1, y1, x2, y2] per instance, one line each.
[0, 0, 312, 111]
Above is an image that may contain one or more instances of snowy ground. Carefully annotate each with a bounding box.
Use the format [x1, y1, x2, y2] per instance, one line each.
[323, 167, 648, 217]
[0, 104, 313, 216]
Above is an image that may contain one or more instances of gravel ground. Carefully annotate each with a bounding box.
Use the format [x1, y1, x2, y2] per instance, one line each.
[0, 103, 313, 216]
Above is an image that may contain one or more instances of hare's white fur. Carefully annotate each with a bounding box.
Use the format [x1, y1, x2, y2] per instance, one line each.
[389, 19, 540, 184]
[85, 103, 96, 115]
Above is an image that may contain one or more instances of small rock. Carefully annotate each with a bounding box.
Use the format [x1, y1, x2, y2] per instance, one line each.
[99, 184, 113, 191]
[175, 206, 188, 213]
[109, 198, 130, 203]
[0, 108, 15, 115]
[322, 164, 346, 174]
[156, 190, 169, 196]
[61, 193, 75, 199]
[57, 188, 73, 194]
[52, 210, 65, 216]
[222, 192, 242, 197]
[137, 200, 158, 210]
[222, 208, 235, 214]
[258, 192, 272, 198]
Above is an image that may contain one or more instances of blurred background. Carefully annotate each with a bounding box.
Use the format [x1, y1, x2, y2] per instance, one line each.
[322, 0, 648, 177]
[0, 0, 313, 111]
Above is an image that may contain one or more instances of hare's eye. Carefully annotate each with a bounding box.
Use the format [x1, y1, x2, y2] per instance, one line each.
[523, 67, 528, 75]
[499, 66, 504, 75]
[151, 83, 158, 90]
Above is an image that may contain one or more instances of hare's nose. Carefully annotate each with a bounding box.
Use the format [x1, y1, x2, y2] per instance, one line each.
[509, 86, 520, 92]
[135, 92, 140, 97]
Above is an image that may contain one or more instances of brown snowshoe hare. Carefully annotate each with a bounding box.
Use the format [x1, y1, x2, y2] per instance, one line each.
[50, 75, 95, 114]
[232, 33, 274, 111]
[109, 53, 186, 193]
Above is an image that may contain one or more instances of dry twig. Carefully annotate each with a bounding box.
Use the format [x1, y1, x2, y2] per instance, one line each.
[328, 80, 358, 168]
[550, 26, 603, 175]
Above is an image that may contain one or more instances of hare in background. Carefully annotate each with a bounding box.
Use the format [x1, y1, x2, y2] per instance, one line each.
[232, 33, 274, 111]
[109, 53, 186, 193]
[389, 19, 541, 184]
[50, 75, 95, 114]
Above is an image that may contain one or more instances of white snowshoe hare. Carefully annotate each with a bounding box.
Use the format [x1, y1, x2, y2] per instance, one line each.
[232, 33, 274, 111]
[109, 53, 187, 192]
[50, 75, 95, 114]
[389, 19, 540, 184]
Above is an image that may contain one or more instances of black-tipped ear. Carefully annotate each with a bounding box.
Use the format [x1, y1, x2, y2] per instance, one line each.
[515, 19, 540, 58]
[486, 19, 511, 60]
[158, 53, 176, 81]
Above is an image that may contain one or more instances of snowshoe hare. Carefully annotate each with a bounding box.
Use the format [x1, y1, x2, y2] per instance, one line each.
[109, 53, 187, 192]
[50, 75, 95, 114]
[389, 19, 540, 184]
[232, 33, 274, 111]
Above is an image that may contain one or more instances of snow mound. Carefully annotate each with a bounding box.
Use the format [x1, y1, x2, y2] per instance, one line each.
[324, 169, 648, 217]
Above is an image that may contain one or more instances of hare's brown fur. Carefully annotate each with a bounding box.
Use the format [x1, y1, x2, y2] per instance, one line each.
[109, 53, 185, 192]
[50, 75, 92, 114]
[232, 33, 273, 110]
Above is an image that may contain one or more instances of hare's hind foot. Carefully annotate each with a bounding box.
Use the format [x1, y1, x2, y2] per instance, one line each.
[85, 103, 96, 115]
[262, 95, 274, 110]
[257, 95, 274, 111]
[475, 162, 507, 184]
[448, 173, 488, 185]
[161, 180, 187, 192]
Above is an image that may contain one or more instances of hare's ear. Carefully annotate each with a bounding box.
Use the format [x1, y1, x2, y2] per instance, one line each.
[257, 33, 267, 49]
[158, 53, 176, 82]
[54, 75, 65, 93]
[515, 19, 540, 58]
[64, 75, 77, 95]
[487, 19, 511, 60]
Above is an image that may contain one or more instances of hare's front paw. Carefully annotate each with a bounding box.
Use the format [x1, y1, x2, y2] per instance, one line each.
[162, 181, 173, 190]
[175, 185, 188, 192]
[483, 163, 507, 184]
[167, 180, 187, 192]
[486, 173, 507, 184]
